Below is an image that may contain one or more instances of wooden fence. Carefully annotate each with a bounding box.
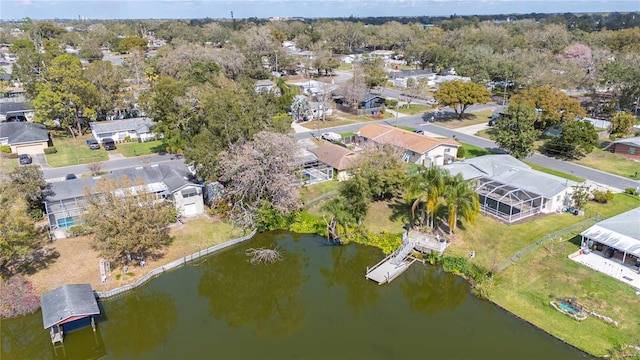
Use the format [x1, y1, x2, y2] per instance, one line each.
[95, 229, 257, 300]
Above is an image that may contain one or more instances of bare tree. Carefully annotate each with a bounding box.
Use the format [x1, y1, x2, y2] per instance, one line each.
[87, 161, 103, 176]
[217, 131, 302, 227]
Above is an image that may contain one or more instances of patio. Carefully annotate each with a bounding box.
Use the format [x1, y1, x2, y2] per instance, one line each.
[569, 251, 640, 291]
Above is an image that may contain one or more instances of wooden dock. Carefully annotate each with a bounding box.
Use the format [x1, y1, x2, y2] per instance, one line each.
[366, 237, 418, 285]
[366, 231, 447, 285]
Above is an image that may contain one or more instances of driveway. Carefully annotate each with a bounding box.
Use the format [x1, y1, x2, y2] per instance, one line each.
[30, 153, 52, 170]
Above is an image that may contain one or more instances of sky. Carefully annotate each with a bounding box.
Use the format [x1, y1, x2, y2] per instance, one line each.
[1, 0, 639, 20]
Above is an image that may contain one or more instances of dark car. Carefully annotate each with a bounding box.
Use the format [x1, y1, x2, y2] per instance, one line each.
[413, 129, 425, 135]
[88, 139, 100, 150]
[488, 118, 499, 126]
[102, 138, 116, 150]
[65, 174, 77, 180]
[19, 154, 32, 165]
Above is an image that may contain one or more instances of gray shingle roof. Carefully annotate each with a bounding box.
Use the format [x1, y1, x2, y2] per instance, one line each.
[90, 117, 155, 136]
[580, 207, 640, 257]
[613, 136, 640, 147]
[46, 161, 199, 202]
[0, 122, 48, 144]
[41, 284, 100, 329]
[443, 155, 577, 199]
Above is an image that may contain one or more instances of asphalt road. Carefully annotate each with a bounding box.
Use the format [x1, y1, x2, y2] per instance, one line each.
[42, 153, 184, 181]
[294, 112, 640, 191]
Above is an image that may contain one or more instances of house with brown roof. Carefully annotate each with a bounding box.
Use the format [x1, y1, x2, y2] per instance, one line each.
[309, 142, 362, 181]
[356, 123, 460, 166]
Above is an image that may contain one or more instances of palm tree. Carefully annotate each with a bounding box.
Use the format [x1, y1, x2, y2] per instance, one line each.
[444, 174, 480, 235]
[405, 166, 446, 228]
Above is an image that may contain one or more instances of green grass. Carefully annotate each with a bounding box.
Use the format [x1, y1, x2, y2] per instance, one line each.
[115, 140, 166, 157]
[47, 135, 108, 167]
[523, 161, 586, 183]
[0, 156, 18, 175]
[459, 142, 496, 159]
[573, 148, 640, 180]
[362, 199, 410, 234]
[444, 193, 640, 356]
[396, 125, 415, 132]
[300, 181, 340, 204]
[172, 218, 245, 247]
[398, 104, 430, 115]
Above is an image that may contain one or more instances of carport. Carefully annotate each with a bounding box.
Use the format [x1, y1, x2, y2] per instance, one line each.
[475, 177, 543, 223]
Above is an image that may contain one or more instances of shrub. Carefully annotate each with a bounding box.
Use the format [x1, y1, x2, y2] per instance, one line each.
[442, 256, 489, 283]
[592, 189, 614, 203]
[624, 187, 639, 196]
[124, 136, 132, 143]
[6, 153, 19, 159]
[43, 147, 57, 154]
[0, 275, 41, 318]
[365, 232, 402, 254]
[289, 211, 325, 235]
[456, 146, 466, 159]
[0, 145, 11, 153]
[385, 99, 398, 108]
[68, 225, 87, 236]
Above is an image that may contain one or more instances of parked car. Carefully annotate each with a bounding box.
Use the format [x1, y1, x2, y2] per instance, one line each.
[19, 154, 32, 165]
[488, 118, 500, 126]
[88, 139, 100, 150]
[65, 174, 77, 180]
[413, 129, 425, 135]
[425, 98, 438, 106]
[102, 138, 116, 150]
[321, 132, 342, 142]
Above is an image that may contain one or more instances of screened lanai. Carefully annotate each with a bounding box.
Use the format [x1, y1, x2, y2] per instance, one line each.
[475, 177, 544, 223]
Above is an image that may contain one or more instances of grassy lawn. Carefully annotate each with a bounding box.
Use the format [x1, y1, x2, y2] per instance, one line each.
[300, 181, 340, 204]
[444, 193, 640, 356]
[459, 142, 496, 159]
[573, 148, 640, 180]
[47, 135, 108, 167]
[523, 161, 586, 183]
[0, 156, 18, 175]
[115, 140, 166, 157]
[362, 199, 411, 234]
[300, 118, 360, 130]
[447, 193, 640, 273]
[398, 104, 431, 115]
[435, 108, 495, 129]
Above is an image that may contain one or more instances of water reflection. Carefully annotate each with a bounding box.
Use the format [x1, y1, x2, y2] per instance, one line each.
[1, 311, 53, 360]
[101, 291, 177, 357]
[399, 264, 467, 314]
[197, 233, 310, 338]
[319, 244, 381, 313]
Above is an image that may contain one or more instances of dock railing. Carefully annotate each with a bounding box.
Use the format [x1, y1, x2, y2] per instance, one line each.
[95, 228, 257, 300]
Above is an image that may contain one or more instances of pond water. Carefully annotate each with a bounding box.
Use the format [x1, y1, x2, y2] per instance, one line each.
[2, 232, 591, 360]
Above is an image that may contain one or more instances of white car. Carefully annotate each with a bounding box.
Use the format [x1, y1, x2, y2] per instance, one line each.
[321, 132, 342, 142]
[426, 98, 438, 106]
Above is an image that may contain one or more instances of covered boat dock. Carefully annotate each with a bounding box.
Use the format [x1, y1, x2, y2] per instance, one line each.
[41, 284, 100, 345]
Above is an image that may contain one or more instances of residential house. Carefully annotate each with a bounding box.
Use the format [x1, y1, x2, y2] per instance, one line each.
[309, 101, 333, 120]
[360, 93, 387, 109]
[44, 162, 204, 239]
[578, 207, 640, 275]
[255, 79, 276, 93]
[443, 155, 577, 223]
[309, 142, 361, 181]
[608, 137, 640, 161]
[0, 122, 49, 154]
[433, 75, 471, 89]
[0, 97, 34, 122]
[369, 50, 394, 61]
[90, 117, 156, 143]
[356, 123, 460, 166]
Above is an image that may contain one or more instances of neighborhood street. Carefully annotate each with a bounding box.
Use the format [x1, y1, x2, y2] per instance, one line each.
[42, 153, 183, 181]
[293, 111, 640, 192]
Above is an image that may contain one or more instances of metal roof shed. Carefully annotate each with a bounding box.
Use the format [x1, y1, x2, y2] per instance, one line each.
[41, 284, 100, 344]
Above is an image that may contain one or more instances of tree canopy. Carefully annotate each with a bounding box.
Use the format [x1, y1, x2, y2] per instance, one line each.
[434, 80, 491, 119]
[489, 103, 540, 159]
[510, 87, 585, 130]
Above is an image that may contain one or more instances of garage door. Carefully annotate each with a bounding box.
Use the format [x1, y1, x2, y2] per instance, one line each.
[15, 143, 46, 155]
[183, 203, 197, 216]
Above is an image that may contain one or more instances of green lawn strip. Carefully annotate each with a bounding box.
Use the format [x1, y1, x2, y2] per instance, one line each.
[398, 104, 430, 115]
[435, 109, 494, 129]
[573, 148, 640, 180]
[488, 239, 640, 356]
[300, 181, 340, 204]
[523, 161, 586, 183]
[0, 156, 18, 175]
[459, 142, 496, 159]
[115, 140, 166, 157]
[300, 118, 358, 130]
[47, 136, 108, 167]
[172, 218, 246, 248]
[447, 194, 640, 274]
[396, 125, 415, 132]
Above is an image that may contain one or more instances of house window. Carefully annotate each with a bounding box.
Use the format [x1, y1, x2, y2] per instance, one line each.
[444, 148, 451, 153]
[181, 188, 199, 198]
[629, 147, 636, 155]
